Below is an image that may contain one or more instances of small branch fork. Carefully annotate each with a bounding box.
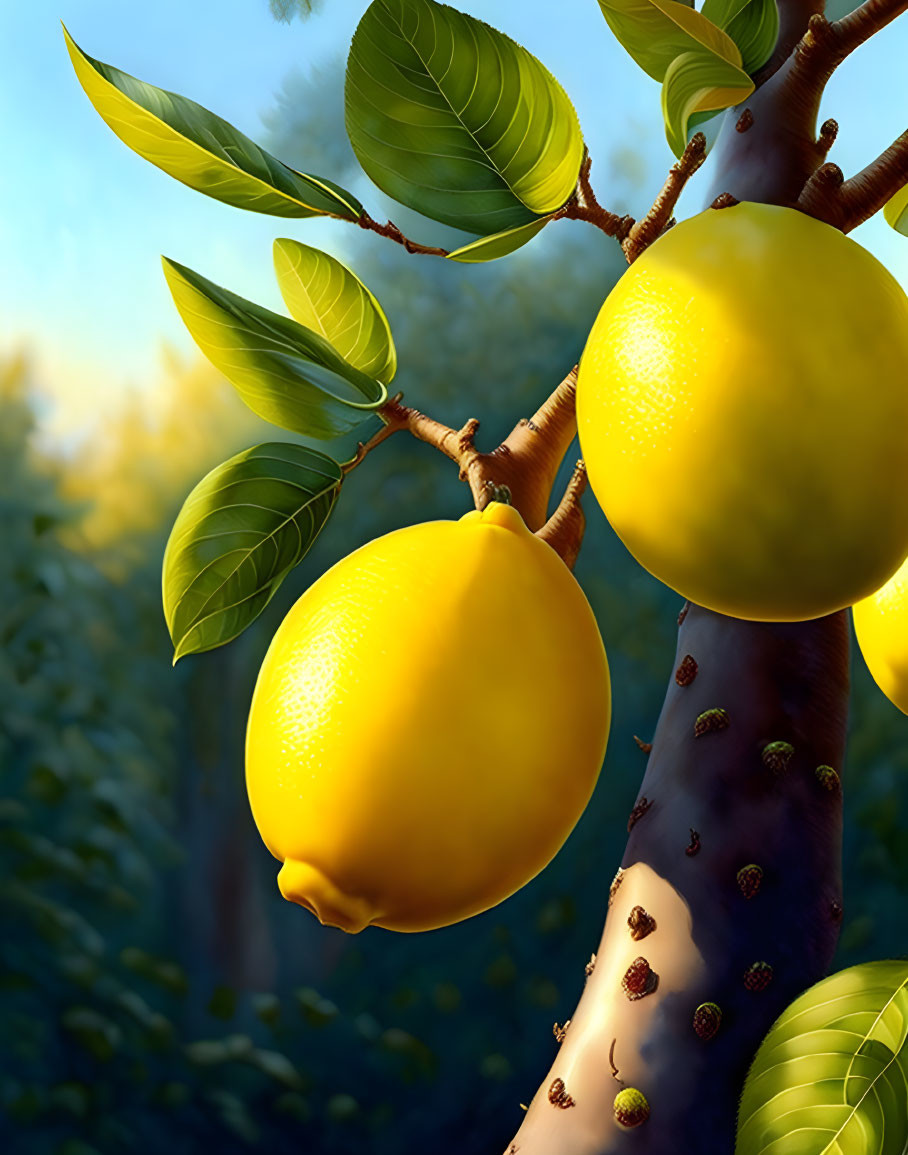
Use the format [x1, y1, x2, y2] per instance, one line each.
[557, 138, 707, 263]
[342, 367, 588, 568]
[756, 0, 908, 230]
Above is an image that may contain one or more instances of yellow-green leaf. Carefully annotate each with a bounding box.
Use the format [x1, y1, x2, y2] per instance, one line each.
[163, 443, 342, 661]
[884, 184, 908, 235]
[63, 24, 361, 220]
[662, 48, 754, 157]
[162, 259, 386, 440]
[701, 0, 779, 74]
[273, 240, 397, 383]
[446, 217, 553, 264]
[596, 0, 742, 82]
[345, 0, 584, 235]
[736, 959, 908, 1155]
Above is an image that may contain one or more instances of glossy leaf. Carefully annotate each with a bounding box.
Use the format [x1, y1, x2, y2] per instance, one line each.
[662, 48, 753, 157]
[344, 0, 584, 235]
[273, 240, 397, 383]
[884, 184, 908, 235]
[736, 959, 908, 1155]
[63, 25, 361, 220]
[596, 0, 742, 82]
[163, 443, 343, 661]
[162, 259, 386, 439]
[446, 216, 554, 263]
[701, 0, 780, 74]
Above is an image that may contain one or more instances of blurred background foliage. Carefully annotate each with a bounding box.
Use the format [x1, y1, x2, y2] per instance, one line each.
[3, 16, 908, 1155]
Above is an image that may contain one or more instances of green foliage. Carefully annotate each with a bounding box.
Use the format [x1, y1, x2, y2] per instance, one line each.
[446, 216, 555, 264]
[662, 48, 753, 157]
[163, 443, 343, 661]
[736, 960, 908, 1155]
[884, 184, 908, 236]
[700, 0, 779, 75]
[594, 0, 772, 155]
[162, 258, 387, 438]
[273, 240, 397, 382]
[63, 25, 361, 220]
[344, 0, 584, 236]
[596, 0, 741, 82]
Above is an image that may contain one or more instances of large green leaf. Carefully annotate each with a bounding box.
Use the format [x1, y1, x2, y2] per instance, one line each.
[162, 259, 386, 439]
[344, 0, 584, 235]
[163, 443, 342, 661]
[273, 240, 397, 383]
[63, 25, 361, 220]
[446, 216, 554, 263]
[736, 959, 908, 1155]
[662, 48, 753, 157]
[596, 0, 742, 82]
[884, 184, 908, 235]
[701, 0, 779, 74]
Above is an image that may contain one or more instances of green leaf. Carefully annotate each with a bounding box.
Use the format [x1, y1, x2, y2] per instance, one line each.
[700, 0, 779, 74]
[662, 48, 753, 157]
[163, 443, 343, 661]
[596, 0, 743, 82]
[884, 184, 908, 235]
[446, 216, 553, 264]
[344, 0, 584, 235]
[273, 240, 397, 383]
[736, 959, 908, 1155]
[63, 25, 361, 220]
[162, 259, 386, 438]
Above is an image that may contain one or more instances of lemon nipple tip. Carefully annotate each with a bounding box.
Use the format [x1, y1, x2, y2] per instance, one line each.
[278, 860, 375, 934]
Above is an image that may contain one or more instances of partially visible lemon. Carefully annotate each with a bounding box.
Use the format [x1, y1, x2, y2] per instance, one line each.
[577, 201, 908, 622]
[853, 556, 908, 714]
[245, 502, 610, 933]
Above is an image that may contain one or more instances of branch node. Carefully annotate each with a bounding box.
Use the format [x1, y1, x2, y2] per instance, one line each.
[736, 108, 754, 133]
[818, 118, 839, 155]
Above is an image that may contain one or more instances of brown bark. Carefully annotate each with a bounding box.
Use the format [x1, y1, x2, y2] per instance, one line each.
[507, 607, 849, 1153]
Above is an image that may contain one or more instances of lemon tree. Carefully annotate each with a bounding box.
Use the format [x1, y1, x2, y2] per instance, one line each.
[66, 0, 908, 1151]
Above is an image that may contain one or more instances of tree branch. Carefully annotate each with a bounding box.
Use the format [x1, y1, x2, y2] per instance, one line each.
[622, 134, 708, 264]
[794, 0, 908, 83]
[343, 368, 584, 551]
[355, 210, 452, 257]
[535, 461, 587, 571]
[557, 152, 635, 243]
[798, 130, 908, 230]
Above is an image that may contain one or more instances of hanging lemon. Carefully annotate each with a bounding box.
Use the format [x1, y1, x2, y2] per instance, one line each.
[577, 201, 908, 622]
[246, 502, 610, 933]
[853, 554, 908, 714]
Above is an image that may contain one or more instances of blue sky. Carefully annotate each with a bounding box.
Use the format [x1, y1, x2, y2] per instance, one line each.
[1, 0, 906, 435]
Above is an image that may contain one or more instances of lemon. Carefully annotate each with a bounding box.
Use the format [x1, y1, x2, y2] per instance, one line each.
[245, 502, 610, 933]
[577, 201, 908, 622]
[853, 555, 908, 714]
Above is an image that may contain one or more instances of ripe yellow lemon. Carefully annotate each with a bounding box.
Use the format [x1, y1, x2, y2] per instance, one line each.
[853, 555, 908, 714]
[577, 201, 908, 622]
[245, 502, 610, 933]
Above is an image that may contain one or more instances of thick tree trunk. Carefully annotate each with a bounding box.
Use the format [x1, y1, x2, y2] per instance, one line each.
[506, 606, 849, 1153]
[506, 2, 860, 1150]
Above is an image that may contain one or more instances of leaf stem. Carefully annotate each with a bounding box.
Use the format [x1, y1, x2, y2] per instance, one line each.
[355, 211, 452, 257]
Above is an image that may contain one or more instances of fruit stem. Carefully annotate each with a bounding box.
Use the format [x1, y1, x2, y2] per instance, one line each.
[344, 368, 585, 546]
